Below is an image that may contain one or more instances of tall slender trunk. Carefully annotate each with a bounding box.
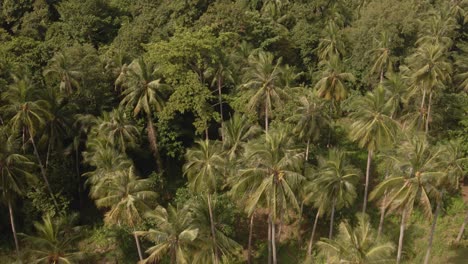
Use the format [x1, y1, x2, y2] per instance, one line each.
[419, 88, 427, 130]
[133, 231, 143, 261]
[146, 113, 163, 172]
[425, 91, 433, 134]
[329, 197, 336, 239]
[30, 134, 59, 210]
[397, 208, 408, 264]
[45, 136, 51, 170]
[424, 198, 441, 264]
[271, 215, 277, 264]
[380, 68, 384, 84]
[268, 216, 272, 264]
[248, 213, 255, 264]
[307, 211, 320, 256]
[327, 103, 333, 148]
[455, 208, 468, 243]
[377, 191, 387, 238]
[218, 77, 224, 142]
[207, 194, 219, 264]
[362, 149, 373, 214]
[8, 200, 20, 262]
[75, 142, 83, 209]
[305, 138, 310, 162]
[298, 201, 304, 244]
[265, 100, 269, 134]
[378, 170, 389, 237]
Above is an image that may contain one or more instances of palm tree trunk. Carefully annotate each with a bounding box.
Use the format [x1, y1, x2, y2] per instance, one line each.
[218, 77, 224, 142]
[455, 208, 468, 243]
[377, 191, 387, 238]
[271, 215, 277, 264]
[30, 133, 59, 210]
[133, 231, 143, 261]
[298, 201, 304, 244]
[248, 213, 255, 264]
[75, 141, 83, 209]
[268, 216, 272, 264]
[424, 198, 441, 264]
[265, 101, 269, 134]
[380, 68, 384, 84]
[362, 149, 373, 214]
[207, 193, 219, 264]
[8, 200, 20, 262]
[307, 211, 320, 256]
[146, 113, 163, 172]
[425, 91, 433, 134]
[397, 208, 408, 264]
[419, 88, 427, 130]
[305, 138, 310, 162]
[327, 103, 333, 148]
[329, 197, 336, 239]
[45, 136, 51, 169]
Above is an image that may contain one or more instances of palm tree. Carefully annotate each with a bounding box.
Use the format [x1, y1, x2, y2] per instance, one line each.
[206, 52, 234, 141]
[408, 44, 452, 133]
[348, 85, 399, 214]
[82, 138, 133, 199]
[183, 139, 225, 264]
[21, 214, 85, 263]
[315, 20, 345, 61]
[416, 11, 457, 49]
[43, 51, 82, 94]
[242, 51, 287, 133]
[0, 73, 57, 209]
[137, 204, 198, 264]
[119, 58, 170, 172]
[454, 41, 468, 92]
[310, 149, 360, 240]
[189, 195, 241, 263]
[95, 108, 140, 152]
[288, 89, 330, 162]
[369, 31, 393, 83]
[424, 139, 467, 262]
[94, 166, 158, 261]
[370, 135, 445, 264]
[229, 129, 304, 264]
[317, 213, 394, 264]
[221, 113, 261, 163]
[0, 127, 36, 262]
[39, 86, 76, 168]
[382, 73, 412, 119]
[315, 56, 355, 103]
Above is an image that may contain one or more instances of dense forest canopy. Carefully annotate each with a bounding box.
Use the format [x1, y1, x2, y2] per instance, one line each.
[0, 0, 467, 263]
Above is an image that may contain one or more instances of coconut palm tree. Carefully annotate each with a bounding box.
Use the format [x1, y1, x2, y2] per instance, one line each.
[424, 139, 468, 263]
[21, 214, 85, 264]
[369, 31, 393, 83]
[317, 213, 394, 264]
[315, 20, 345, 61]
[188, 195, 241, 264]
[229, 129, 304, 264]
[416, 11, 457, 49]
[288, 89, 330, 162]
[137, 204, 198, 264]
[314, 55, 355, 109]
[221, 113, 261, 163]
[119, 58, 170, 172]
[206, 52, 234, 141]
[183, 139, 225, 264]
[382, 73, 412, 119]
[408, 44, 452, 133]
[310, 149, 360, 240]
[348, 85, 399, 214]
[0, 127, 36, 262]
[43, 51, 82, 94]
[39, 86, 76, 168]
[369, 135, 445, 264]
[95, 108, 139, 152]
[94, 166, 158, 261]
[242, 51, 287, 134]
[0, 72, 57, 209]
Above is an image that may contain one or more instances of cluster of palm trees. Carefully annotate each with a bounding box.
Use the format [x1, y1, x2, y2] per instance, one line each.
[1, 2, 467, 264]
